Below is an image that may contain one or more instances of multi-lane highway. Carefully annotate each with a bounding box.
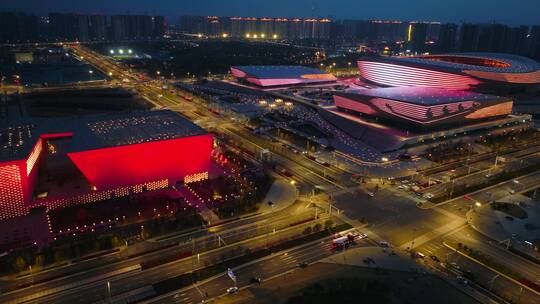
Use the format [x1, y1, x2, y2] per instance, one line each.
[1, 213, 335, 304]
[415, 227, 540, 304]
[145, 233, 378, 304]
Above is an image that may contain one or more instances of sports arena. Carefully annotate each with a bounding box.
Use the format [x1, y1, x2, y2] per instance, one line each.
[0, 110, 213, 220]
[357, 53, 540, 93]
[230, 65, 337, 87]
[334, 87, 513, 130]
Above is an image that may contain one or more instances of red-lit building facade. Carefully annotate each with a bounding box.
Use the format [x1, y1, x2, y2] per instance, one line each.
[0, 110, 213, 221]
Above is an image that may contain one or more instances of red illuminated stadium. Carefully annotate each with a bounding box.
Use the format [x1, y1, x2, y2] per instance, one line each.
[231, 65, 337, 87]
[0, 110, 213, 220]
[358, 53, 540, 92]
[334, 87, 513, 130]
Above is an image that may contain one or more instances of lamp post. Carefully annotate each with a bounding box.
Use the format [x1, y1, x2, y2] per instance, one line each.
[107, 281, 111, 303]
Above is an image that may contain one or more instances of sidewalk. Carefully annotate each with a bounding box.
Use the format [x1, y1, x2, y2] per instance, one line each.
[256, 178, 298, 214]
[467, 194, 540, 261]
[177, 186, 222, 225]
[323, 246, 420, 271]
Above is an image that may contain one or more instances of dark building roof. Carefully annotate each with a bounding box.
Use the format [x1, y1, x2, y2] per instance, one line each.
[0, 110, 207, 162]
[231, 65, 332, 79]
[0, 124, 37, 162]
[340, 87, 508, 106]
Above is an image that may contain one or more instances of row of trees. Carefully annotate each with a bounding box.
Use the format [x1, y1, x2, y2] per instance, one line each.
[1, 234, 125, 274]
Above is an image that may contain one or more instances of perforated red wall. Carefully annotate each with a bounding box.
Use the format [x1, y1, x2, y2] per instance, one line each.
[67, 134, 213, 190]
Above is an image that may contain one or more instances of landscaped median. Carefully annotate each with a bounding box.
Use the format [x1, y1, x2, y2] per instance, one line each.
[442, 241, 540, 296]
[429, 163, 540, 204]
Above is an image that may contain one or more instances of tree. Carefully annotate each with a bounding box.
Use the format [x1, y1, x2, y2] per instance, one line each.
[324, 220, 334, 229]
[14, 256, 26, 272]
[34, 255, 45, 268]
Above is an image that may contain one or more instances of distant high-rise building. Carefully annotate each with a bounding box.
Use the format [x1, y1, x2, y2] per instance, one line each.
[459, 23, 481, 52]
[110, 15, 162, 40]
[342, 20, 368, 42]
[477, 24, 507, 53]
[0, 12, 41, 43]
[503, 26, 529, 55]
[438, 23, 458, 52]
[153, 16, 166, 38]
[530, 26, 540, 60]
[408, 22, 428, 52]
[367, 20, 407, 43]
[49, 13, 89, 42]
[180, 16, 331, 40]
[89, 15, 107, 41]
[179, 16, 205, 34]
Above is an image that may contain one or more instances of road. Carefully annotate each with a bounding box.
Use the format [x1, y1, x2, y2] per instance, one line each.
[0, 199, 320, 302]
[415, 227, 540, 304]
[2, 214, 335, 304]
[146, 234, 378, 304]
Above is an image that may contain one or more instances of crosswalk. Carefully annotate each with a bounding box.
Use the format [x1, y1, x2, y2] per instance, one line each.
[419, 242, 445, 256]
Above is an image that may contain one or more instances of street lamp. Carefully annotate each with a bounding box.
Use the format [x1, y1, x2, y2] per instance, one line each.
[107, 281, 111, 303]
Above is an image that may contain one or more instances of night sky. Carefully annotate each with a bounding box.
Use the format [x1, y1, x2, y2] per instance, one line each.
[0, 0, 538, 25]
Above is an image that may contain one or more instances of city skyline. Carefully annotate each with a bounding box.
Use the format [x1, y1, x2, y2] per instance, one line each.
[0, 0, 539, 25]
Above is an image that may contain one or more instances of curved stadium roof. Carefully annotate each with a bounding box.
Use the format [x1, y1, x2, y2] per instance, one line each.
[340, 87, 508, 106]
[358, 53, 540, 88]
[392, 53, 540, 74]
[231, 65, 332, 79]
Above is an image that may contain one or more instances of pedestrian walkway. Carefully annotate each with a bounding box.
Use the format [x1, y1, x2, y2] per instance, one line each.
[399, 218, 468, 250]
[256, 178, 298, 214]
[177, 186, 221, 225]
[323, 247, 419, 272]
